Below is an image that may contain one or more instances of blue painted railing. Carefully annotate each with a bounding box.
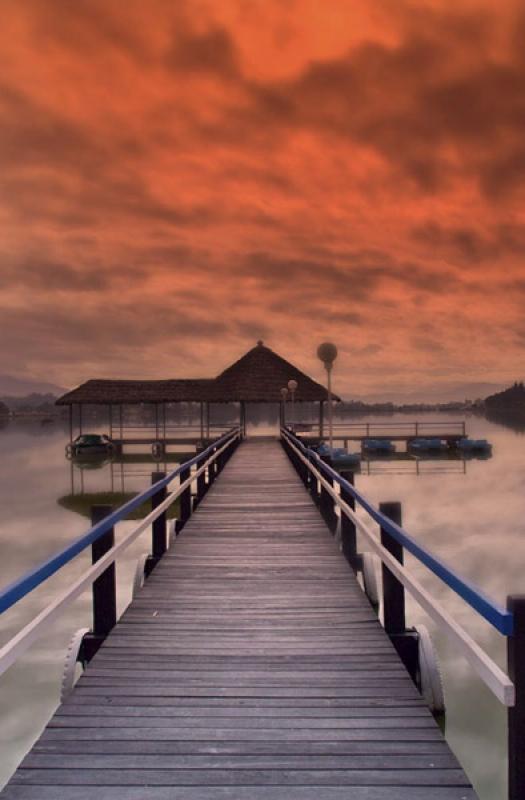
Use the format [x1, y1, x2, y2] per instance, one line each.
[285, 428, 513, 636]
[0, 428, 239, 616]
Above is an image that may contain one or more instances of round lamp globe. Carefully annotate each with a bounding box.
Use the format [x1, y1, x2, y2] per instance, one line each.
[317, 342, 338, 367]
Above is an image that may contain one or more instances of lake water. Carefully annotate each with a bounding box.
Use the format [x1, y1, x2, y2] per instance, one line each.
[0, 412, 524, 798]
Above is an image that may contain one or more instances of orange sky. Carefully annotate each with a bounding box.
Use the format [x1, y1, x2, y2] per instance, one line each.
[1, 0, 524, 399]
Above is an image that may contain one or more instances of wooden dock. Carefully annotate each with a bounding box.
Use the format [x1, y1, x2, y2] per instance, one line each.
[2, 439, 477, 799]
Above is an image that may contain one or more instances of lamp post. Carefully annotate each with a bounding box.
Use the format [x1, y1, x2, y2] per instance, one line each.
[287, 379, 298, 431]
[317, 342, 338, 451]
[280, 387, 289, 428]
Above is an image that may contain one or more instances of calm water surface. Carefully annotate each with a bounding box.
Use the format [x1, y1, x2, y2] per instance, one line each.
[0, 413, 524, 798]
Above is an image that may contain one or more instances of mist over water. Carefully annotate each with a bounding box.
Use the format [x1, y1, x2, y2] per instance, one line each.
[0, 411, 524, 798]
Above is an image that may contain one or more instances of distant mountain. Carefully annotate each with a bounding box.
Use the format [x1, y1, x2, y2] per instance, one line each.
[485, 382, 525, 409]
[354, 381, 506, 405]
[0, 374, 67, 397]
[1, 393, 61, 412]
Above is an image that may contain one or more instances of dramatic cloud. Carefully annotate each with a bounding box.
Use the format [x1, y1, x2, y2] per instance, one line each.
[0, 0, 524, 398]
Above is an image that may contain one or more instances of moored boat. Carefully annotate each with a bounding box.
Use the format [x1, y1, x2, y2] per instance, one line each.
[362, 438, 395, 455]
[312, 443, 361, 467]
[66, 433, 115, 458]
[408, 437, 448, 454]
[457, 437, 492, 454]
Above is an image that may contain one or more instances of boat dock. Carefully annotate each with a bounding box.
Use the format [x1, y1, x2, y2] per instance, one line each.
[295, 421, 467, 448]
[0, 428, 523, 799]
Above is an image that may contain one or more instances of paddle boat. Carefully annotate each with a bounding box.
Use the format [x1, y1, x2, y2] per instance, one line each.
[362, 438, 395, 455]
[456, 438, 492, 455]
[312, 443, 361, 468]
[408, 438, 448, 454]
[66, 433, 115, 458]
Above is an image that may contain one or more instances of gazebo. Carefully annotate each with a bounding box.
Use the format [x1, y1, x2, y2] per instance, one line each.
[56, 341, 339, 443]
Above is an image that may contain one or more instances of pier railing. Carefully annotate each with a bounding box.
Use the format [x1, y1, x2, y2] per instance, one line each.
[281, 426, 524, 800]
[0, 426, 242, 679]
[330, 420, 465, 433]
[293, 419, 467, 441]
[110, 423, 231, 435]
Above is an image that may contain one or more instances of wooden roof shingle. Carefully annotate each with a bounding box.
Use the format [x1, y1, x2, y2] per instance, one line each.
[55, 379, 213, 405]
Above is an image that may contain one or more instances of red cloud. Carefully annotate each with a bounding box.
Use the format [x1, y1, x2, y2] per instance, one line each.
[0, 0, 524, 397]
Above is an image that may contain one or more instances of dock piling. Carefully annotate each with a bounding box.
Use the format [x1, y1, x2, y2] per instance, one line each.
[507, 594, 525, 800]
[90, 505, 116, 638]
[380, 501, 419, 684]
[150, 471, 167, 566]
[176, 465, 191, 533]
[340, 469, 360, 571]
[380, 501, 405, 634]
[195, 447, 207, 506]
[319, 456, 338, 533]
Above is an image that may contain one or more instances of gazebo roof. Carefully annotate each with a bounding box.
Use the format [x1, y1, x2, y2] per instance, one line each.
[56, 342, 339, 405]
[55, 379, 212, 406]
[210, 342, 336, 402]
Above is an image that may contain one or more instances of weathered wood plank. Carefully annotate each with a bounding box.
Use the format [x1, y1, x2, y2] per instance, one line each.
[31, 740, 454, 756]
[0, 784, 480, 799]
[40, 727, 445, 742]
[12, 768, 470, 786]
[48, 715, 437, 730]
[21, 753, 459, 769]
[56, 704, 431, 718]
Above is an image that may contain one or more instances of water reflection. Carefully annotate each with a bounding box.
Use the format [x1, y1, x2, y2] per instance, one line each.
[0, 412, 522, 799]
[485, 407, 525, 434]
[60, 451, 184, 520]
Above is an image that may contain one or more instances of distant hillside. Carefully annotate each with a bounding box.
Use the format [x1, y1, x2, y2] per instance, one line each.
[485, 382, 525, 409]
[1, 393, 59, 412]
[0, 374, 66, 396]
[357, 381, 505, 404]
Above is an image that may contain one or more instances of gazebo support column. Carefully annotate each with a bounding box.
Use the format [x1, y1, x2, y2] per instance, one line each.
[240, 401, 246, 437]
[79, 403, 83, 435]
[69, 406, 73, 443]
[200, 402, 204, 440]
[319, 400, 324, 439]
[206, 403, 210, 440]
[109, 404, 113, 439]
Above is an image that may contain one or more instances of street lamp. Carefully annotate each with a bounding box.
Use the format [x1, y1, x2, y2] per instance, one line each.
[287, 379, 298, 430]
[317, 342, 338, 451]
[280, 387, 289, 428]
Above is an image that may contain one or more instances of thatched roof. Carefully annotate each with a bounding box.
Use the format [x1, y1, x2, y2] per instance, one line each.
[56, 342, 338, 405]
[209, 342, 337, 402]
[56, 379, 212, 406]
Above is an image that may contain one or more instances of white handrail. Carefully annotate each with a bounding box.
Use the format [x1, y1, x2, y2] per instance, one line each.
[282, 430, 515, 707]
[0, 433, 237, 677]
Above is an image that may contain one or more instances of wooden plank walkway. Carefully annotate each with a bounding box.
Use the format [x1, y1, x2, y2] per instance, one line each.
[2, 440, 477, 799]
